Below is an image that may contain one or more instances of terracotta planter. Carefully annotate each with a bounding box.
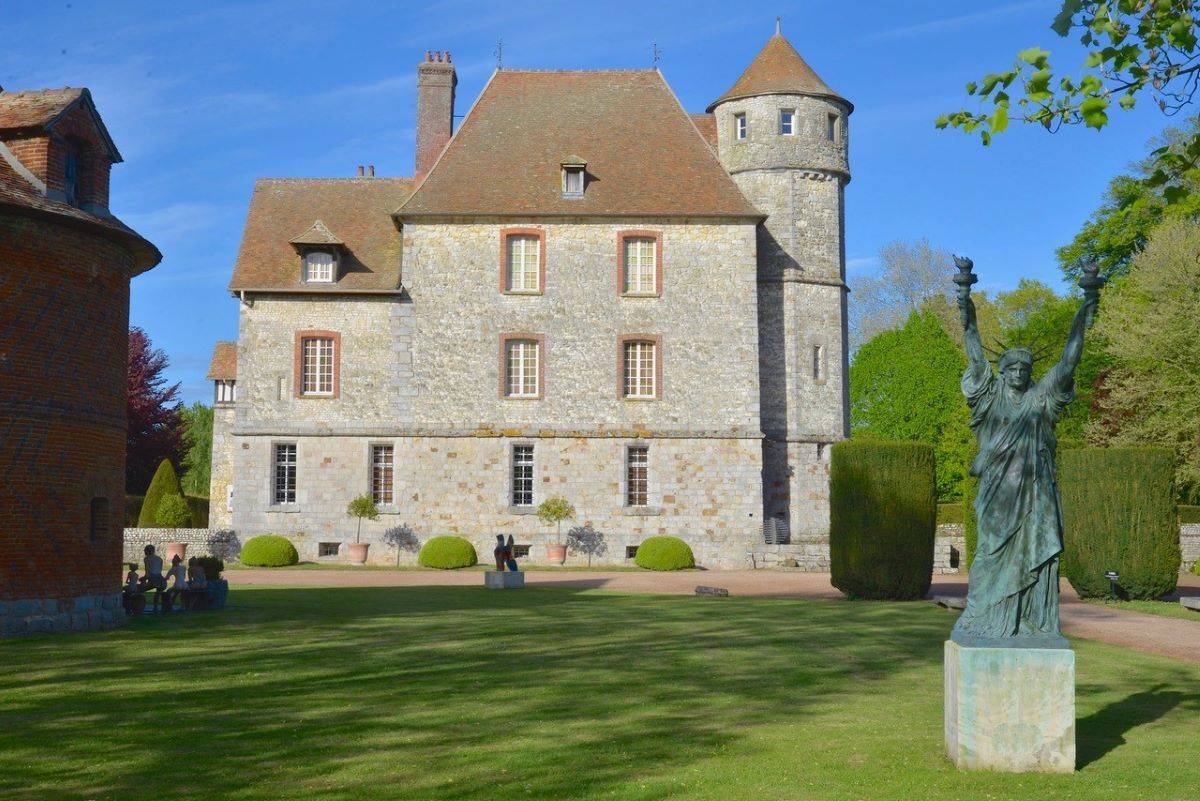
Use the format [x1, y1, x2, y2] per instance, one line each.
[164, 542, 187, 562]
[546, 543, 567, 565]
[347, 543, 370, 566]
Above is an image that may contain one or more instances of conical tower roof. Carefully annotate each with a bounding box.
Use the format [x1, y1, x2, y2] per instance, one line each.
[707, 31, 848, 112]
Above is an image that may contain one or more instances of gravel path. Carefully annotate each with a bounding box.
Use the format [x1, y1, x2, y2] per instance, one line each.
[228, 569, 1200, 662]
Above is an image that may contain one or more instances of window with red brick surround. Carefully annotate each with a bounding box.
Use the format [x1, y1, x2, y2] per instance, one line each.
[499, 333, 545, 399]
[294, 330, 341, 398]
[618, 334, 662, 400]
[616, 230, 663, 297]
[499, 227, 547, 294]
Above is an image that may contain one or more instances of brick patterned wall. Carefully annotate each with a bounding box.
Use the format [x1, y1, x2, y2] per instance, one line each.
[0, 211, 133, 633]
[1, 104, 112, 209]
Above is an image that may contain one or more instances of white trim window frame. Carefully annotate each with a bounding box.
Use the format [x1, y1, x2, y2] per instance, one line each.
[273, 443, 297, 505]
[623, 341, 656, 399]
[506, 235, 540, 292]
[623, 237, 656, 295]
[511, 444, 535, 507]
[506, 339, 539, 398]
[779, 108, 795, 135]
[214, 379, 236, 403]
[626, 446, 649, 507]
[301, 337, 335, 396]
[303, 250, 335, 283]
[371, 444, 394, 505]
[734, 112, 747, 140]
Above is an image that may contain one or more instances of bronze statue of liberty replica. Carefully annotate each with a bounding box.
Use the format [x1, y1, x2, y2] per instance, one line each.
[950, 255, 1103, 648]
[944, 255, 1103, 773]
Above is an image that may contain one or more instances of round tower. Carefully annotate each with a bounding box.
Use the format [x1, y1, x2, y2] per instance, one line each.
[709, 28, 852, 538]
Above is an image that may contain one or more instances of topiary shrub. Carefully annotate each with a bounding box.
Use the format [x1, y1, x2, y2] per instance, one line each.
[830, 440, 936, 600]
[124, 495, 144, 527]
[155, 494, 193, 528]
[137, 459, 185, 528]
[186, 495, 210, 527]
[634, 536, 694, 571]
[417, 536, 478, 569]
[239, 535, 299, 567]
[194, 556, 224, 581]
[1179, 505, 1200, 524]
[936, 503, 963, 525]
[1060, 447, 1180, 600]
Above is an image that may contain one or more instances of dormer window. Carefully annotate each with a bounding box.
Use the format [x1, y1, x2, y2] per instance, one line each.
[303, 251, 335, 283]
[561, 156, 586, 198]
[63, 143, 80, 206]
[214, 379, 236, 404]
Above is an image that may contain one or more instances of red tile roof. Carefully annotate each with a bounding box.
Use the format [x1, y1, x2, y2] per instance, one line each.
[229, 178, 414, 292]
[690, 114, 717, 149]
[707, 34, 848, 112]
[206, 341, 237, 380]
[398, 70, 760, 219]
[0, 87, 121, 161]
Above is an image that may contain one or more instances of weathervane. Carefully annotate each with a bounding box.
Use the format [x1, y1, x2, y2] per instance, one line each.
[776, 16, 782, 35]
[494, 36, 503, 69]
[652, 41, 662, 67]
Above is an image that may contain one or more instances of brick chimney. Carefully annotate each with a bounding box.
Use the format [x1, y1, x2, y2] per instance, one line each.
[415, 50, 456, 177]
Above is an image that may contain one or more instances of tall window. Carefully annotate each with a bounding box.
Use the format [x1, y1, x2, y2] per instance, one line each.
[512, 445, 534, 506]
[304, 251, 335, 283]
[371, 445, 394, 505]
[779, 109, 795, 135]
[64, 144, 80, 206]
[506, 235, 540, 292]
[812, 344, 826, 381]
[301, 337, 335, 396]
[215, 379, 236, 404]
[623, 237, 657, 295]
[626, 447, 649, 507]
[505, 338, 540, 398]
[623, 340, 657, 399]
[274, 443, 297, 504]
[89, 497, 109, 542]
[734, 113, 747, 140]
[563, 166, 584, 196]
[827, 113, 839, 142]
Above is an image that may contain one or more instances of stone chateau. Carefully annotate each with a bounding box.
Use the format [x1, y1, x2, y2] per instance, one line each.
[208, 30, 852, 568]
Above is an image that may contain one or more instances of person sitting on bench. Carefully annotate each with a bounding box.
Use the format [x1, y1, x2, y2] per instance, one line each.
[138, 545, 167, 610]
[122, 563, 140, 614]
[183, 557, 208, 611]
[163, 554, 187, 612]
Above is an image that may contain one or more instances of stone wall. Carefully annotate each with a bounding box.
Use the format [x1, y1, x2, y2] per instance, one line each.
[230, 434, 764, 569]
[208, 403, 236, 529]
[1, 594, 124, 636]
[123, 528, 240, 563]
[1182, 524, 1200, 572]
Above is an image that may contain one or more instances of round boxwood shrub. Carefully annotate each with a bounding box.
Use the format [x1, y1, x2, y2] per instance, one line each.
[634, 536, 695, 571]
[239, 535, 299, 567]
[418, 536, 478, 569]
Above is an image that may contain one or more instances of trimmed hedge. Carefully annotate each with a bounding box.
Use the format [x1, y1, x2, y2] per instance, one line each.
[634, 536, 695, 571]
[830, 440, 936, 600]
[239, 535, 299, 568]
[137, 459, 185, 527]
[186, 495, 210, 527]
[417, 536, 478, 569]
[155, 494, 192, 528]
[125, 495, 144, 527]
[1180, 505, 1200, 524]
[936, 503, 963, 525]
[1060, 447, 1180, 600]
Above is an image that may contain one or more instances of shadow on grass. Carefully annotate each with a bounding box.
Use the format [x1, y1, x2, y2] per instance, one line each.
[1076, 684, 1200, 769]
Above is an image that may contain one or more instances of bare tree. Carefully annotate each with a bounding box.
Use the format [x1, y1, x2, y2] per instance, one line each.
[381, 524, 420, 566]
[565, 524, 607, 567]
[850, 239, 954, 351]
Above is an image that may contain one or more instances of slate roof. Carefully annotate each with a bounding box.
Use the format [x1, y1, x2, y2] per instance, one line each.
[206, 341, 238, 380]
[229, 178, 414, 292]
[0, 87, 122, 161]
[397, 69, 760, 219]
[707, 33, 848, 112]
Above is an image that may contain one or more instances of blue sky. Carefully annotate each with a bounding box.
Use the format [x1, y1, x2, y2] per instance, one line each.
[3, 1, 1169, 403]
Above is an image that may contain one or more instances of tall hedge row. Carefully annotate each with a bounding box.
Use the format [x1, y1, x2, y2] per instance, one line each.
[1060, 447, 1180, 600]
[830, 440, 936, 600]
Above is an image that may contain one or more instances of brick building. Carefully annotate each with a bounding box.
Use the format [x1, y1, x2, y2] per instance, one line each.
[1, 87, 160, 635]
[210, 31, 852, 568]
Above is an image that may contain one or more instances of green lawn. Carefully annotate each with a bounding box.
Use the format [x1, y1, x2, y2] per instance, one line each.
[1079, 597, 1200, 622]
[224, 561, 651, 572]
[2, 587, 1198, 801]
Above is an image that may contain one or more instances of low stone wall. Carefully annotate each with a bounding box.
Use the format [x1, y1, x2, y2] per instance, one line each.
[1, 593, 124, 636]
[1182, 525, 1200, 572]
[935, 524, 966, 574]
[123, 528, 240, 564]
[748, 536, 831, 571]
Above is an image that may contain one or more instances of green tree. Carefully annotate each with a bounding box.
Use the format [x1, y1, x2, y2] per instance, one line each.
[1089, 219, 1200, 501]
[850, 311, 972, 501]
[536, 496, 575, 544]
[137, 458, 185, 528]
[180, 402, 213, 497]
[1057, 119, 1200, 281]
[938, 1, 1200, 203]
[346, 495, 381, 544]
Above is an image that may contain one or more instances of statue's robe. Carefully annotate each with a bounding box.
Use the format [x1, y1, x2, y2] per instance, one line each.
[952, 358, 1074, 641]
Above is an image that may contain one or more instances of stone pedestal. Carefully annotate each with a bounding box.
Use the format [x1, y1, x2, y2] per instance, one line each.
[944, 640, 1075, 773]
[484, 571, 524, 589]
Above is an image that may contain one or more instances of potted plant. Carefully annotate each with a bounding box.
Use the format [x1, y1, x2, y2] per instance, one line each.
[155, 493, 193, 562]
[345, 495, 380, 565]
[537, 495, 575, 565]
